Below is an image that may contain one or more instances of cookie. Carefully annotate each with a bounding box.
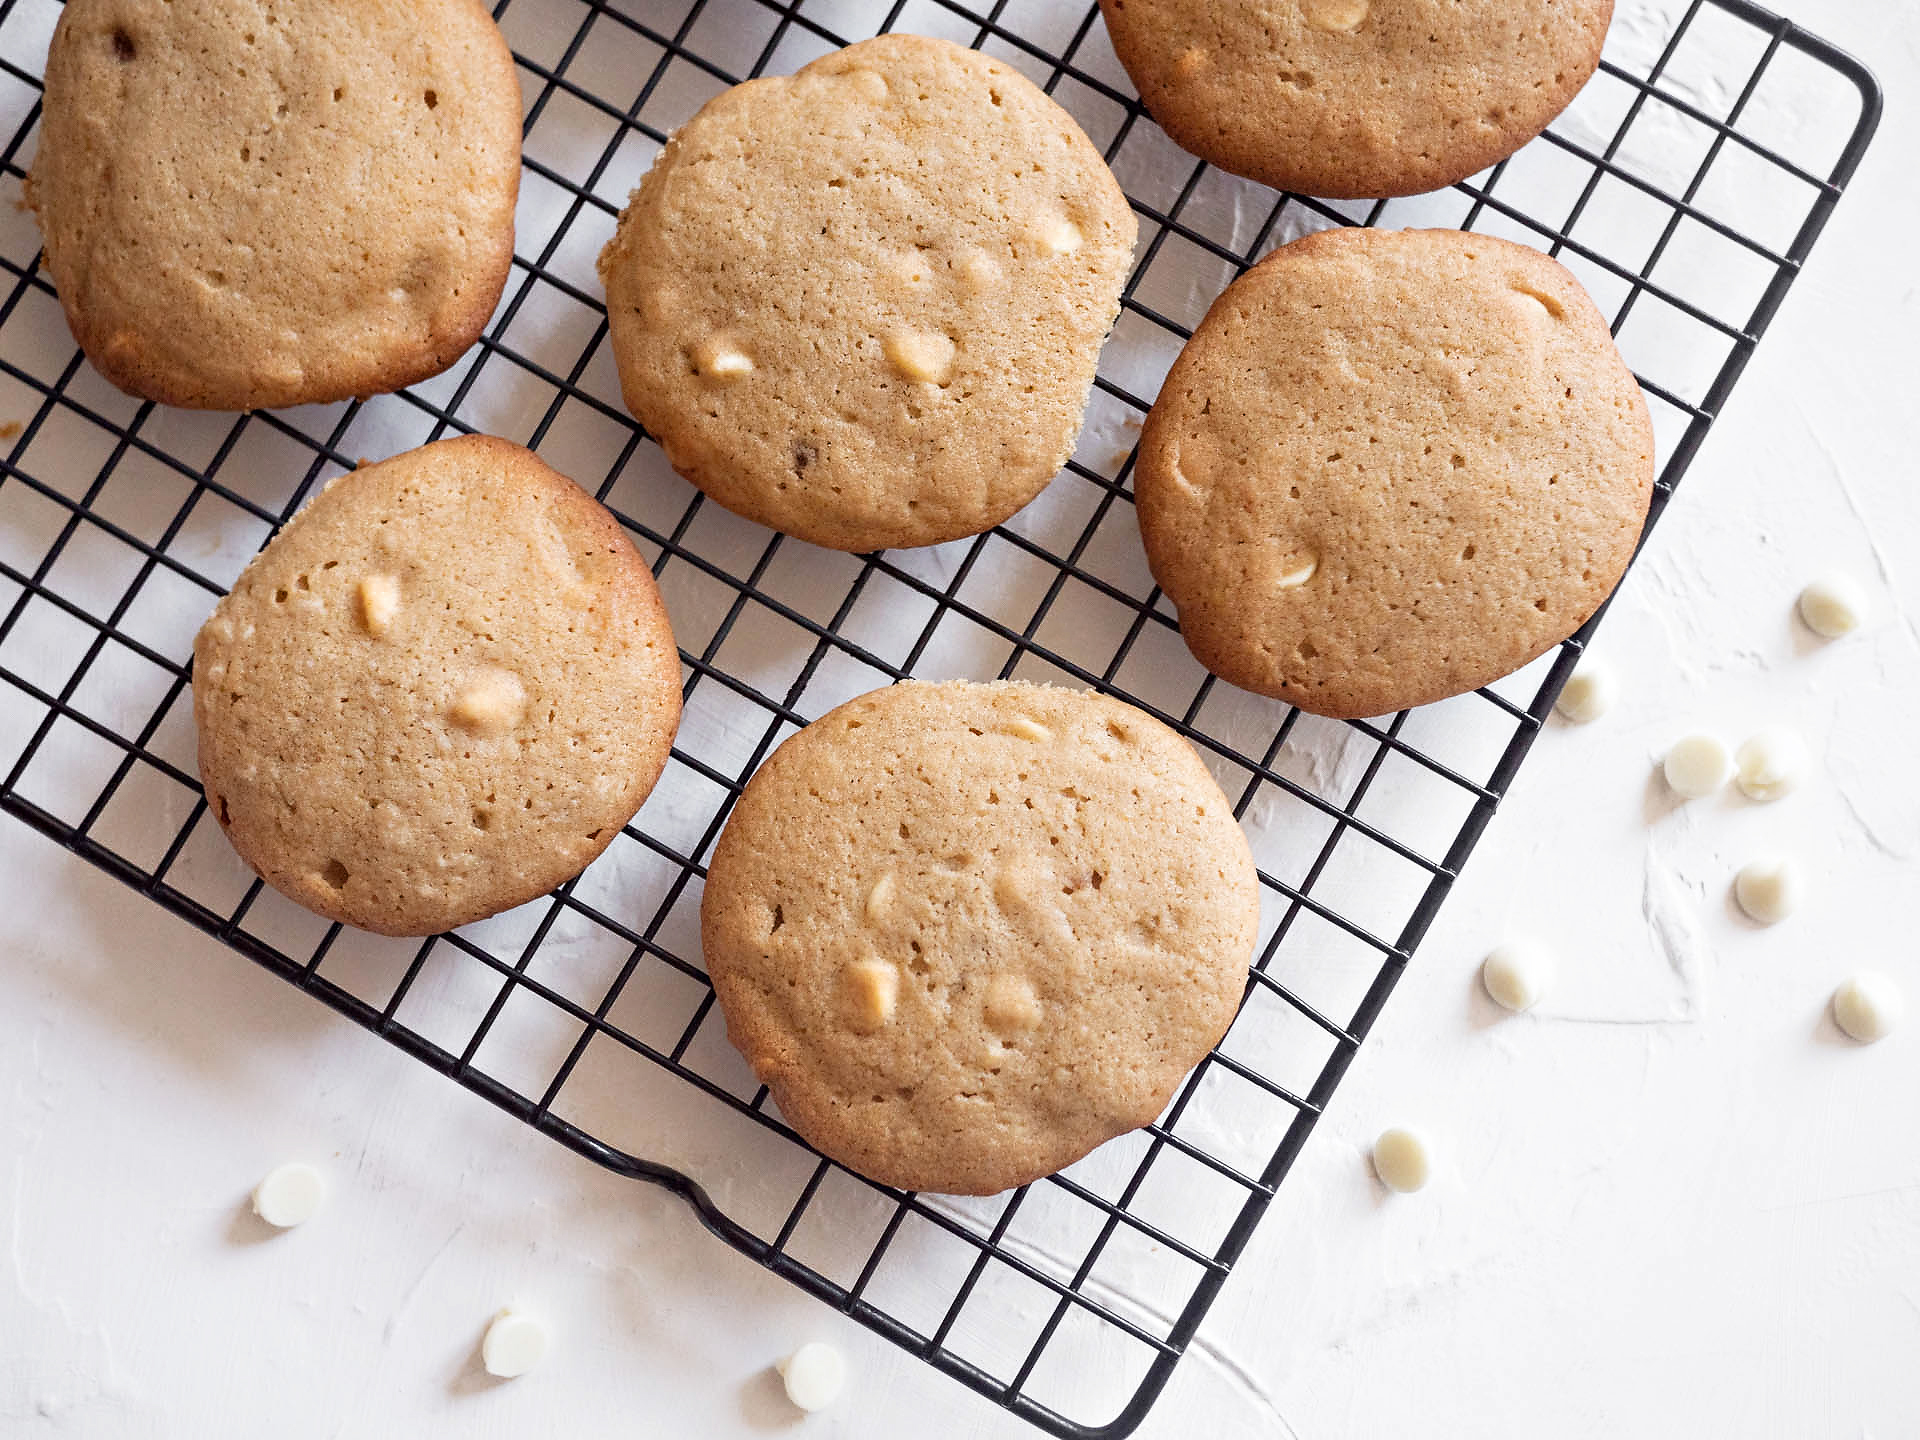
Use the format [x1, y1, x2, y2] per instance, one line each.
[28, 0, 521, 410]
[700, 680, 1259, 1195]
[598, 35, 1136, 553]
[1135, 227, 1654, 719]
[193, 436, 682, 937]
[1097, 0, 1612, 198]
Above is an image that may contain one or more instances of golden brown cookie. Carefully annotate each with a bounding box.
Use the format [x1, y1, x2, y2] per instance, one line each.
[1097, 0, 1612, 198]
[701, 680, 1260, 1195]
[597, 34, 1137, 552]
[194, 436, 682, 937]
[28, 0, 521, 410]
[1135, 227, 1654, 719]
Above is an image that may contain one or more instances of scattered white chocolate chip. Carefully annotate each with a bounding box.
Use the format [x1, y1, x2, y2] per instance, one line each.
[1003, 716, 1051, 743]
[1275, 553, 1318, 589]
[1663, 734, 1734, 800]
[983, 972, 1041, 1033]
[843, 959, 899, 1032]
[451, 670, 527, 737]
[958, 249, 1003, 291]
[691, 335, 753, 383]
[1033, 214, 1084, 257]
[251, 1162, 325, 1228]
[356, 574, 400, 637]
[1303, 0, 1370, 31]
[481, 1309, 549, 1379]
[1832, 972, 1903, 1044]
[864, 872, 896, 923]
[1798, 573, 1868, 639]
[883, 330, 956, 386]
[778, 1342, 846, 1413]
[1734, 857, 1802, 925]
[1480, 940, 1553, 1013]
[1735, 726, 1809, 802]
[1554, 658, 1615, 724]
[1371, 1127, 1432, 1193]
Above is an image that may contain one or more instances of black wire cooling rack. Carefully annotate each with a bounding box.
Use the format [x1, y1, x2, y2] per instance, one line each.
[0, 0, 1881, 1432]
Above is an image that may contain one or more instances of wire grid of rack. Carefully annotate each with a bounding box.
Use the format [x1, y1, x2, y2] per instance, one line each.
[0, 0, 1880, 1432]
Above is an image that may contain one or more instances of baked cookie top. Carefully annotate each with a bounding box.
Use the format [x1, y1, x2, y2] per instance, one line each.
[1135, 227, 1654, 719]
[194, 436, 681, 937]
[1098, 0, 1612, 198]
[597, 34, 1137, 553]
[28, 0, 521, 410]
[701, 680, 1259, 1196]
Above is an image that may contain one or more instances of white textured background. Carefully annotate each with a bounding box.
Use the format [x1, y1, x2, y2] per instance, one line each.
[4, 0, 1917, 1435]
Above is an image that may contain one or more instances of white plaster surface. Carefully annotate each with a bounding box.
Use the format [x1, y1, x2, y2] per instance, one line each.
[3, 0, 1917, 1436]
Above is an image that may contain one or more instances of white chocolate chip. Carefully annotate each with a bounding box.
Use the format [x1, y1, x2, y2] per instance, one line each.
[843, 959, 899, 1032]
[481, 1309, 548, 1379]
[1480, 940, 1553, 1013]
[1798, 573, 1868, 639]
[691, 335, 753, 383]
[864, 871, 896, 923]
[1275, 553, 1318, 589]
[1663, 734, 1734, 800]
[779, 1342, 846, 1413]
[883, 331, 956, 386]
[1735, 726, 1809, 802]
[1371, 1127, 1432, 1193]
[251, 1162, 325, 1228]
[958, 249, 1003, 291]
[1003, 716, 1051, 743]
[1734, 857, 1802, 925]
[983, 972, 1041, 1033]
[1033, 214, 1084, 257]
[1554, 658, 1616, 724]
[1303, 0, 1370, 31]
[451, 669, 528, 737]
[356, 574, 400, 637]
[1833, 972, 1902, 1043]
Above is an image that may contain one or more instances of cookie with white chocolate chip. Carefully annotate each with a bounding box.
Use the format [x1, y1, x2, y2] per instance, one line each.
[701, 680, 1259, 1195]
[193, 436, 681, 937]
[597, 34, 1136, 552]
[27, 0, 521, 410]
[1134, 227, 1654, 718]
[1097, 0, 1612, 198]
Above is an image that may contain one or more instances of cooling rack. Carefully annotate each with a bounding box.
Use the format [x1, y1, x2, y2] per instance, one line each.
[0, 0, 1880, 1432]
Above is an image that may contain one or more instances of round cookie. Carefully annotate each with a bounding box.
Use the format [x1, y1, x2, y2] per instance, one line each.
[1097, 0, 1612, 198]
[597, 35, 1137, 553]
[1135, 227, 1654, 719]
[701, 680, 1260, 1196]
[28, 0, 521, 410]
[193, 436, 681, 937]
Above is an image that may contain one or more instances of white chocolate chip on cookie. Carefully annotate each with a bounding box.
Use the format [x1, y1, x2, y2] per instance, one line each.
[356, 574, 400, 637]
[450, 669, 527, 737]
[843, 959, 899, 1032]
[1031, 213, 1084, 257]
[1303, 0, 1371, 33]
[692, 335, 754, 383]
[1275, 552, 1318, 589]
[883, 330, 956, 386]
[984, 972, 1041, 1033]
[1003, 716, 1052, 743]
[864, 871, 897, 923]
